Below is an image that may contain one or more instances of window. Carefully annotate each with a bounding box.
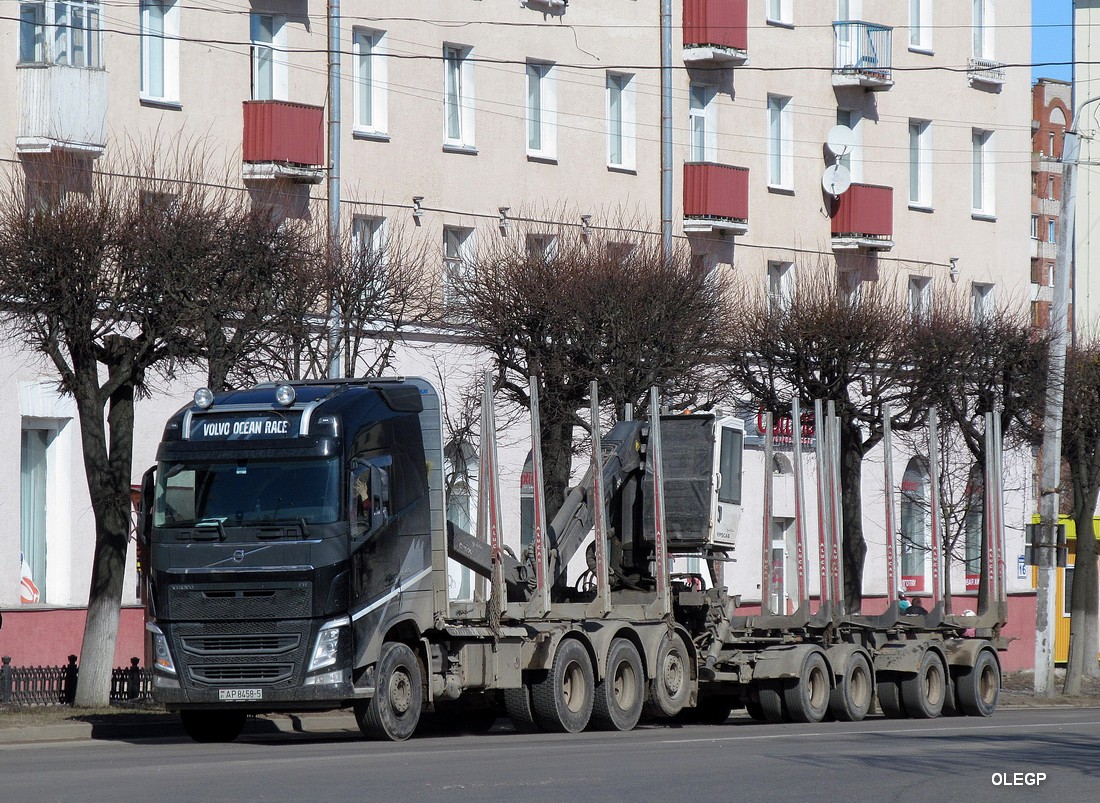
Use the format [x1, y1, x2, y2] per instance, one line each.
[140, 1, 179, 103]
[972, 0, 995, 60]
[353, 29, 388, 135]
[718, 426, 743, 505]
[972, 129, 994, 215]
[445, 444, 476, 601]
[19, 2, 45, 63]
[250, 13, 287, 101]
[908, 275, 931, 320]
[767, 0, 792, 25]
[972, 282, 994, 321]
[526, 233, 556, 261]
[444, 45, 476, 149]
[607, 72, 636, 170]
[1031, 215, 1039, 240]
[964, 466, 983, 590]
[51, 1, 103, 68]
[1048, 219, 1056, 243]
[836, 109, 861, 182]
[908, 119, 931, 207]
[909, 0, 932, 51]
[900, 458, 929, 590]
[352, 215, 385, 261]
[1048, 175, 1055, 199]
[526, 61, 557, 159]
[767, 94, 793, 189]
[21, 427, 51, 603]
[443, 226, 474, 303]
[687, 84, 716, 162]
[767, 261, 793, 312]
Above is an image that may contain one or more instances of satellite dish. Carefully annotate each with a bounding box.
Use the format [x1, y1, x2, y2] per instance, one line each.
[822, 164, 852, 196]
[826, 125, 856, 158]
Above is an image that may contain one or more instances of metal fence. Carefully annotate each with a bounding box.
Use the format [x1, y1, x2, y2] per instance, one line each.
[0, 655, 153, 706]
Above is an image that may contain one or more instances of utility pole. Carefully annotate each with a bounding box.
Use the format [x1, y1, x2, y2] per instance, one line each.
[1036, 95, 1099, 694]
[326, 0, 342, 379]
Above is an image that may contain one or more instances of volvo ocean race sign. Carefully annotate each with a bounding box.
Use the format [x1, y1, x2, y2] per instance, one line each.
[189, 412, 301, 441]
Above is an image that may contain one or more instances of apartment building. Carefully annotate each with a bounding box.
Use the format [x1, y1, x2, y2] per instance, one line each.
[1030, 78, 1070, 330]
[0, 2, 1037, 669]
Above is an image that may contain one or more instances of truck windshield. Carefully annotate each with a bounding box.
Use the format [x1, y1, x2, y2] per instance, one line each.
[154, 458, 341, 528]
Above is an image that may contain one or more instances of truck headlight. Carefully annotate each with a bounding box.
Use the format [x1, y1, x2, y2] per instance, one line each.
[308, 616, 349, 673]
[146, 622, 177, 676]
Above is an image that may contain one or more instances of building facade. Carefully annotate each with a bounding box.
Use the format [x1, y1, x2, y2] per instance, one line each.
[1031, 78, 1071, 330]
[0, 2, 1036, 669]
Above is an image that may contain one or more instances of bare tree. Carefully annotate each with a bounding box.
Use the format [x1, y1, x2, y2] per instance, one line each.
[721, 260, 918, 611]
[1060, 342, 1100, 694]
[0, 154, 221, 704]
[449, 219, 731, 515]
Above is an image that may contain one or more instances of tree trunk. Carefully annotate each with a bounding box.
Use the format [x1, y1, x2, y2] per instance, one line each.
[1064, 477, 1100, 695]
[74, 376, 136, 707]
[839, 420, 867, 613]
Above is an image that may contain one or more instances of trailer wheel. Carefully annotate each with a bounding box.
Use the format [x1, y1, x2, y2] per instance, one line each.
[355, 641, 423, 741]
[644, 632, 692, 719]
[828, 652, 873, 722]
[503, 681, 541, 733]
[531, 638, 594, 733]
[180, 709, 246, 743]
[783, 651, 830, 723]
[757, 681, 787, 723]
[901, 650, 946, 719]
[592, 639, 644, 731]
[876, 673, 908, 719]
[956, 649, 1000, 717]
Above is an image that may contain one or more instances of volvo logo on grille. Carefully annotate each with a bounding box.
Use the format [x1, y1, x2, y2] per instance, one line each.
[232, 549, 245, 563]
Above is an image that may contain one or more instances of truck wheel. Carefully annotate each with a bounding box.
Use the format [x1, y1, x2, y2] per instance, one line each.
[180, 710, 246, 743]
[744, 697, 767, 722]
[901, 650, 946, 719]
[757, 681, 787, 723]
[355, 641, 423, 741]
[956, 650, 1000, 717]
[828, 652, 873, 722]
[783, 651, 830, 723]
[592, 639, 644, 731]
[876, 673, 908, 718]
[643, 632, 692, 719]
[531, 638, 594, 733]
[503, 682, 541, 733]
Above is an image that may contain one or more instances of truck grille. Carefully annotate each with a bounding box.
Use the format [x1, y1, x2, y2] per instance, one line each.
[167, 584, 311, 621]
[189, 664, 294, 684]
[180, 634, 300, 655]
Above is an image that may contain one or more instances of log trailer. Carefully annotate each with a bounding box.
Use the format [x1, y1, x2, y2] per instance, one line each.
[139, 376, 1007, 742]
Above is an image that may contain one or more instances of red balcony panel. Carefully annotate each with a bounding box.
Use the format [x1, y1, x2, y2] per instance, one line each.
[684, 162, 749, 222]
[243, 100, 324, 166]
[831, 183, 893, 238]
[684, 0, 748, 52]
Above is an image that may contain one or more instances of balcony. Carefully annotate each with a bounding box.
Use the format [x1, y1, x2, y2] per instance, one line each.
[683, 0, 748, 66]
[242, 101, 325, 184]
[830, 183, 893, 251]
[968, 57, 1006, 90]
[832, 21, 893, 90]
[683, 162, 748, 235]
[16, 65, 108, 156]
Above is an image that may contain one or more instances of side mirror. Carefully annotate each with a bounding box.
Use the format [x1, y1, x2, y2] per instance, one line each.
[138, 465, 156, 545]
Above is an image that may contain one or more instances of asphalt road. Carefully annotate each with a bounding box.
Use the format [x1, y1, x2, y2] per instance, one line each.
[1, 708, 1092, 802]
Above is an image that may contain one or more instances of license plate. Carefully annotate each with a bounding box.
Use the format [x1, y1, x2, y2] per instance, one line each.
[219, 688, 262, 701]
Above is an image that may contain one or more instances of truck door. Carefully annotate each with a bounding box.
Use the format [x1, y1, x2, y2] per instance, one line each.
[713, 417, 743, 548]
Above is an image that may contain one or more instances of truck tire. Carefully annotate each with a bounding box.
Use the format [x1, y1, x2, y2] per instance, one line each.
[828, 651, 873, 722]
[876, 673, 908, 718]
[956, 649, 1000, 717]
[592, 638, 644, 731]
[643, 632, 692, 719]
[901, 650, 946, 719]
[180, 709, 246, 743]
[757, 681, 787, 723]
[783, 651, 830, 723]
[355, 641, 423, 741]
[744, 697, 767, 721]
[503, 681, 541, 733]
[531, 638, 594, 733]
